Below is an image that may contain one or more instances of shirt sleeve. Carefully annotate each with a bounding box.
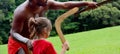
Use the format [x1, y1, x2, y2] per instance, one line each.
[45, 43, 57, 54]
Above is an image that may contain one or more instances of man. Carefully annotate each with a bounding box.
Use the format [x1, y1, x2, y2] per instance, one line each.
[8, 0, 97, 54]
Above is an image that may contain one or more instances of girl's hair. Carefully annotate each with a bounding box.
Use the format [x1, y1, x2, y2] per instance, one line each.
[28, 17, 52, 39]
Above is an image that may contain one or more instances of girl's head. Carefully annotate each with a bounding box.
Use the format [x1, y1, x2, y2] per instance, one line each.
[28, 17, 52, 39]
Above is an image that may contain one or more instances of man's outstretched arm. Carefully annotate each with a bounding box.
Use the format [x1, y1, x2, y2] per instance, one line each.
[49, 1, 97, 9]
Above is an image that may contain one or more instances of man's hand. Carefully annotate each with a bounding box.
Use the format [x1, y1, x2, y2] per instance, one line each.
[26, 40, 33, 50]
[87, 2, 97, 9]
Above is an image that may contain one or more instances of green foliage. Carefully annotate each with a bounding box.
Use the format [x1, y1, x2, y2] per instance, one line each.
[0, 0, 15, 44]
[62, 19, 80, 34]
[0, 0, 15, 17]
[0, 10, 5, 21]
[0, 37, 3, 45]
[15, 0, 25, 6]
[0, 10, 8, 44]
[78, 5, 120, 31]
[112, 0, 120, 10]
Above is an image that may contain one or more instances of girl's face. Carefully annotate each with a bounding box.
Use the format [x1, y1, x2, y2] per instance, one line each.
[46, 27, 52, 37]
[44, 27, 52, 38]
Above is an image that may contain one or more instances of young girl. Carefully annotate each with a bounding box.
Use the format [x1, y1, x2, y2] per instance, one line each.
[28, 17, 69, 54]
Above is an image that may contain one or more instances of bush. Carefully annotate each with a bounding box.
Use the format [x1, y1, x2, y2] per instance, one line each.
[0, 37, 3, 45]
[78, 5, 120, 31]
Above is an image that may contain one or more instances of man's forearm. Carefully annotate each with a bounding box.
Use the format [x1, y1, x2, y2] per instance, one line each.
[64, 1, 89, 9]
[12, 33, 29, 43]
[10, 30, 29, 43]
[10, 30, 33, 49]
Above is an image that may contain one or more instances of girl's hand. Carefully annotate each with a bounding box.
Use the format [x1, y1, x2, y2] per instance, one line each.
[62, 41, 69, 51]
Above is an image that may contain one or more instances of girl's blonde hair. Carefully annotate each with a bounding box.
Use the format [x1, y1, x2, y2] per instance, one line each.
[28, 17, 52, 39]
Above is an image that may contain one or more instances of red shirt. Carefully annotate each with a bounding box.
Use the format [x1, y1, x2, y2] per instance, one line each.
[33, 39, 57, 54]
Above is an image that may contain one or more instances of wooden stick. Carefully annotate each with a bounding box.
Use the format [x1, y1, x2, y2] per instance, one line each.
[55, 7, 79, 50]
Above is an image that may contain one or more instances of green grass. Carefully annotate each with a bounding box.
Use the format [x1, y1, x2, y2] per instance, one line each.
[1, 26, 120, 54]
[48, 26, 120, 54]
[0, 44, 7, 54]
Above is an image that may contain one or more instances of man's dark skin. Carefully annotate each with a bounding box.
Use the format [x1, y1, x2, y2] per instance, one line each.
[9, 0, 97, 54]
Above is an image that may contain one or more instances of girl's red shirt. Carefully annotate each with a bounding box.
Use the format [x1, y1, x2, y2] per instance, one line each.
[33, 39, 57, 54]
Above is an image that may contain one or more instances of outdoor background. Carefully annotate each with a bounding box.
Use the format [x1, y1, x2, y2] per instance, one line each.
[0, 0, 120, 54]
